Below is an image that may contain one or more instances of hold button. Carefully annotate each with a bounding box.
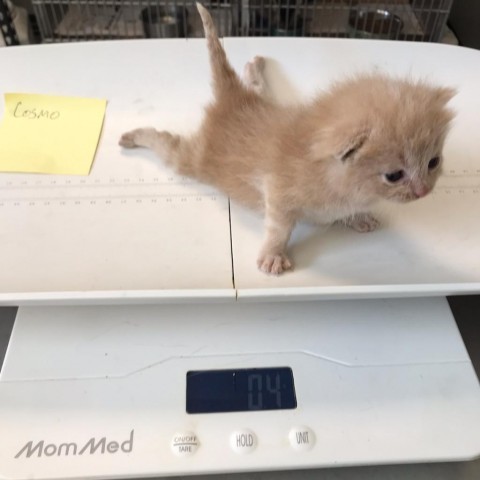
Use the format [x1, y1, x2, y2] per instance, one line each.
[230, 429, 257, 454]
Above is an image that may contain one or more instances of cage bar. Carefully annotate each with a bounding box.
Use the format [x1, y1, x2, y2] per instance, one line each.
[29, 0, 453, 43]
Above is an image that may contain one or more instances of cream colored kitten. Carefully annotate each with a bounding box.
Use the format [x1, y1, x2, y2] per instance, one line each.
[120, 3, 455, 275]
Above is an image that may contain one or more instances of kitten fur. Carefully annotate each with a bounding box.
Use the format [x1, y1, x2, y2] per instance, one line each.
[119, 3, 455, 275]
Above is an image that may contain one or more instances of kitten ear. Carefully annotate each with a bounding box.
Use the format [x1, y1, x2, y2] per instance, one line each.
[434, 87, 456, 105]
[336, 130, 370, 162]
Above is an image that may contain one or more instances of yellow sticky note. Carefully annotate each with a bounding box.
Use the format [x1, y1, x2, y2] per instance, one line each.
[0, 93, 107, 175]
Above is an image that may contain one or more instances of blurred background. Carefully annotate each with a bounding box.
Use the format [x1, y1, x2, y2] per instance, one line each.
[1, 0, 477, 48]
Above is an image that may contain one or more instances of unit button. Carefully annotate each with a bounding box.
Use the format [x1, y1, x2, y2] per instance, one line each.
[230, 429, 257, 454]
[171, 432, 199, 456]
[288, 426, 315, 451]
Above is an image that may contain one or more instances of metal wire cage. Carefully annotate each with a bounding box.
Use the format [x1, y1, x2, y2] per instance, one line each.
[32, 0, 454, 43]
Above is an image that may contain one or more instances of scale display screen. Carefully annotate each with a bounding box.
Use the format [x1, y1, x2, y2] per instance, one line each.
[186, 367, 297, 414]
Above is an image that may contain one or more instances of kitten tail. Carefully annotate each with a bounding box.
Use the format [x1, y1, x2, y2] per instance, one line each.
[196, 3, 242, 96]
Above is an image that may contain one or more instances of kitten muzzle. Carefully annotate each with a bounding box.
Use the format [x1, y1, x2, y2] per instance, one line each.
[412, 183, 431, 199]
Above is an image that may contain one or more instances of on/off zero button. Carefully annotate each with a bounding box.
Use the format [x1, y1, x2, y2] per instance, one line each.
[171, 432, 199, 456]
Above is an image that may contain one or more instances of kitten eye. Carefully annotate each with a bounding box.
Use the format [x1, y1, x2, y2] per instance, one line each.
[428, 157, 440, 170]
[384, 170, 405, 183]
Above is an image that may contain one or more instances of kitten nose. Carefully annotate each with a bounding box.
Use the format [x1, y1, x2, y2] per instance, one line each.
[412, 183, 431, 198]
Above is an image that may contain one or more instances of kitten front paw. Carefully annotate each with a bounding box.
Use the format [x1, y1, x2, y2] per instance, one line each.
[344, 213, 380, 233]
[257, 253, 293, 275]
[119, 131, 138, 148]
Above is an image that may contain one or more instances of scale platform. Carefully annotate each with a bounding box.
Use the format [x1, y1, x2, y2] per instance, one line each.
[0, 38, 480, 479]
[0, 298, 479, 479]
[0, 39, 480, 304]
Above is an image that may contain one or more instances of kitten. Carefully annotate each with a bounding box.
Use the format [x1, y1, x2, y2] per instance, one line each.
[120, 3, 455, 275]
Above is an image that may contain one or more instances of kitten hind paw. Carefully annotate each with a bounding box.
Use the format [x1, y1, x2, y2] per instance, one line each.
[119, 127, 158, 149]
[257, 253, 293, 275]
[119, 131, 138, 148]
[243, 56, 267, 95]
[251, 56, 266, 71]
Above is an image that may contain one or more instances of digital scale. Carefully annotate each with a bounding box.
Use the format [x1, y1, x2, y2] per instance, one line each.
[0, 37, 480, 479]
[0, 298, 479, 479]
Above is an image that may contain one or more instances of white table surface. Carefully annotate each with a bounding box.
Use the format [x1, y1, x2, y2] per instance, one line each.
[1, 38, 480, 304]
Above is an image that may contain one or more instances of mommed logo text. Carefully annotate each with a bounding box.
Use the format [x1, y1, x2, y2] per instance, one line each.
[15, 430, 134, 459]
